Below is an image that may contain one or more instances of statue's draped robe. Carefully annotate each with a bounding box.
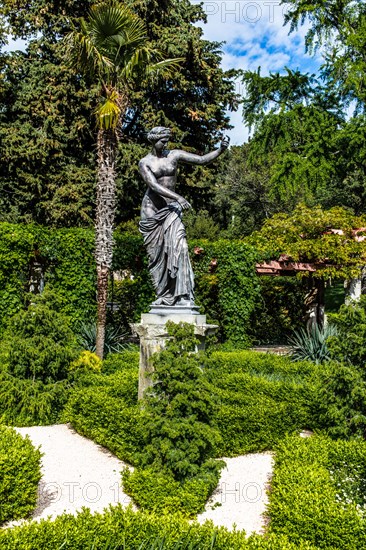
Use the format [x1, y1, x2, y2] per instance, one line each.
[139, 202, 194, 305]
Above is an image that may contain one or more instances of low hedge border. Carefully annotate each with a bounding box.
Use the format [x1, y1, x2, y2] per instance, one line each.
[268, 434, 366, 549]
[0, 505, 316, 549]
[0, 426, 42, 524]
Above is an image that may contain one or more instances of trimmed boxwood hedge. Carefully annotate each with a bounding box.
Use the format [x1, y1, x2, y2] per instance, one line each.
[0, 426, 42, 524]
[65, 351, 319, 464]
[0, 505, 316, 549]
[206, 351, 318, 456]
[268, 435, 366, 549]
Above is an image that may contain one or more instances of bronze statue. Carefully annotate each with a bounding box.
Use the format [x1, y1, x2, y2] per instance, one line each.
[139, 127, 229, 309]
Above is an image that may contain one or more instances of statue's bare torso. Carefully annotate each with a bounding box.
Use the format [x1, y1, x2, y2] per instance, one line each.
[138, 130, 229, 306]
[139, 150, 182, 219]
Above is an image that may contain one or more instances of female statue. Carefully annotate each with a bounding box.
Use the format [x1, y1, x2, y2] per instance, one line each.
[139, 127, 229, 308]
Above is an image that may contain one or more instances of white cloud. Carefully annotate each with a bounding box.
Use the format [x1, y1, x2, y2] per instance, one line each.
[192, 0, 323, 144]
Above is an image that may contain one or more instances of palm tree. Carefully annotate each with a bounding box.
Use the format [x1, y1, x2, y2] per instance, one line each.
[64, 1, 180, 357]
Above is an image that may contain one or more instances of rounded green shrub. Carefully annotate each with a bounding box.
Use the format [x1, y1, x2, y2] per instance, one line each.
[0, 426, 41, 524]
[122, 461, 221, 517]
[206, 351, 318, 455]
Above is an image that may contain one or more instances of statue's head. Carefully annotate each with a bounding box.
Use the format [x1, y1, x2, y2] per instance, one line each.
[147, 127, 171, 150]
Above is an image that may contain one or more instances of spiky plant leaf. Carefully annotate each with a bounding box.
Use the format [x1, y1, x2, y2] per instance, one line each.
[288, 323, 338, 364]
[77, 322, 129, 354]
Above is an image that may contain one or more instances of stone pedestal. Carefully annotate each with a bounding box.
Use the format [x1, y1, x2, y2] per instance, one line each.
[131, 307, 218, 400]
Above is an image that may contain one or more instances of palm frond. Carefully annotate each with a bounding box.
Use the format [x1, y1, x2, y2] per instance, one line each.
[96, 92, 121, 130]
[64, 1, 182, 103]
[144, 57, 184, 79]
[88, 3, 147, 66]
[64, 27, 114, 79]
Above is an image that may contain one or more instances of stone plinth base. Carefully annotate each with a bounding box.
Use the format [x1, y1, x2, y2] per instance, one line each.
[131, 310, 218, 400]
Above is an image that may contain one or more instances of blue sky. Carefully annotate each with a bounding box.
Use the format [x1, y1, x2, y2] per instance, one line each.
[192, 0, 322, 144]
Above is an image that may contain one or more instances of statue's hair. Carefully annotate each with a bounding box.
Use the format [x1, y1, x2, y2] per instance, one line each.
[147, 126, 171, 144]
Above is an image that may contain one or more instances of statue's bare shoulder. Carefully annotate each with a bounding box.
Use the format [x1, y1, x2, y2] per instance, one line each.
[139, 150, 179, 174]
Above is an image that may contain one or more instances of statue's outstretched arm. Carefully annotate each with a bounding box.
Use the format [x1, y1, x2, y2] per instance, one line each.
[138, 161, 190, 209]
[174, 136, 230, 166]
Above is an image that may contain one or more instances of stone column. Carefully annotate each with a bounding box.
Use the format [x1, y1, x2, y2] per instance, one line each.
[131, 308, 218, 400]
[345, 276, 362, 304]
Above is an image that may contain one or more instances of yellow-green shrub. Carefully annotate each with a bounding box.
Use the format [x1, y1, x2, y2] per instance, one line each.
[69, 351, 102, 373]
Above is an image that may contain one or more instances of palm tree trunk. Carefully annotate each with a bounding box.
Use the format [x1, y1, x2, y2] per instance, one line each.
[95, 128, 117, 358]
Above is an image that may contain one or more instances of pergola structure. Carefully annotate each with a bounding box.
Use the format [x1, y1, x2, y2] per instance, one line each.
[256, 255, 317, 276]
[255, 226, 366, 326]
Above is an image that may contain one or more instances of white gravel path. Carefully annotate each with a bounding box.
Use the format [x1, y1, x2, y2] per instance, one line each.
[197, 453, 274, 535]
[14, 424, 132, 522]
[8, 425, 273, 536]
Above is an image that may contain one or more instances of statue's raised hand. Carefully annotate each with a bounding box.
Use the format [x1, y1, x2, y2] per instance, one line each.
[220, 136, 230, 150]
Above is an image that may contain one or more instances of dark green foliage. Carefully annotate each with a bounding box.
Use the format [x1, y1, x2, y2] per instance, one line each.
[207, 351, 318, 455]
[313, 362, 366, 439]
[288, 323, 338, 364]
[239, 63, 366, 216]
[0, 373, 69, 426]
[212, 144, 275, 237]
[137, 322, 221, 479]
[250, 277, 306, 345]
[268, 435, 366, 549]
[0, 425, 41, 523]
[0, 289, 76, 425]
[3, 290, 78, 383]
[243, 99, 341, 211]
[43, 227, 96, 326]
[0, 504, 314, 549]
[184, 210, 220, 241]
[327, 296, 366, 367]
[124, 323, 223, 516]
[324, 281, 345, 313]
[0, 223, 42, 330]
[192, 239, 260, 345]
[0, 43, 96, 226]
[0, 223, 96, 332]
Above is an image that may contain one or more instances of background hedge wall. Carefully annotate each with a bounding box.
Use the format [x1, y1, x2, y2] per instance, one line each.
[0, 223, 260, 345]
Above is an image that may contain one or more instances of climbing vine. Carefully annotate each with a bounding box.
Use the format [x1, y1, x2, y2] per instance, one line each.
[0, 223, 260, 345]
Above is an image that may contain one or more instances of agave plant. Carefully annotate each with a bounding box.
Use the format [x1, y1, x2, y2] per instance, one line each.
[288, 323, 338, 364]
[77, 322, 128, 355]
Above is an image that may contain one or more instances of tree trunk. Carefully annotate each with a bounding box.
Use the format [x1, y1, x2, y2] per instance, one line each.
[304, 277, 325, 329]
[95, 128, 117, 358]
[96, 265, 109, 357]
